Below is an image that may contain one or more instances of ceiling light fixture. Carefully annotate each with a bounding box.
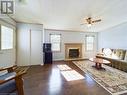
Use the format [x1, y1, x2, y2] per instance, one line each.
[87, 23, 92, 27]
[81, 17, 101, 27]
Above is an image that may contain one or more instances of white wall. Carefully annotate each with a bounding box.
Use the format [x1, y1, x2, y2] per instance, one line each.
[44, 29, 98, 61]
[0, 18, 16, 68]
[98, 22, 127, 50]
[17, 23, 43, 66]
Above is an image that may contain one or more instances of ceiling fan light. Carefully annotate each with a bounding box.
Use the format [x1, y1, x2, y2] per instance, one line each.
[87, 24, 92, 27]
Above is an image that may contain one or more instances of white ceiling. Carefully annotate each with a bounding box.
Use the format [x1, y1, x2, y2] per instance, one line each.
[13, 0, 127, 32]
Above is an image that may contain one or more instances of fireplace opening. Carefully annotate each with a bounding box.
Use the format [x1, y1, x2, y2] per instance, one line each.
[69, 49, 79, 58]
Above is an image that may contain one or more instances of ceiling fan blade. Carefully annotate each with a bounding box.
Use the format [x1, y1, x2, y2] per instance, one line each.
[80, 22, 88, 25]
[80, 23, 85, 25]
[92, 19, 101, 23]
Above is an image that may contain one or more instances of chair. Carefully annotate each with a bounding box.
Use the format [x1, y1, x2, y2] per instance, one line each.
[0, 66, 26, 95]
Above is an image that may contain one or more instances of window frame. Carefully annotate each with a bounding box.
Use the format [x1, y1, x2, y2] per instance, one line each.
[0, 25, 14, 50]
[85, 35, 95, 51]
[50, 34, 61, 52]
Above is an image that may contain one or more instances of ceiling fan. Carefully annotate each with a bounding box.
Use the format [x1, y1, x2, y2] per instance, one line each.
[81, 17, 101, 27]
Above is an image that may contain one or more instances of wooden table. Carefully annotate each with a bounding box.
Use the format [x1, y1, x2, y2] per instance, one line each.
[89, 58, 110, 70]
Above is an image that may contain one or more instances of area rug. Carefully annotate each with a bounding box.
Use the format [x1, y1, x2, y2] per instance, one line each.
[73, 61, 127, 95]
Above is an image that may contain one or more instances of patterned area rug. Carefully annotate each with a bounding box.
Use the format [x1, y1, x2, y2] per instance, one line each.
[73, 61, 127, 95]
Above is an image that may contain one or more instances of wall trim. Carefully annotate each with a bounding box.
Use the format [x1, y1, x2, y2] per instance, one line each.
[16, 21, 43, 25]
[0, 18, 16, 27]
[98, 21, 127, 32]
[45, 28, 96, 33]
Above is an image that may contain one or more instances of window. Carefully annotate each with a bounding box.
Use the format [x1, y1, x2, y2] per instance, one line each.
[86, 35, 95, 51]
[1, 25, 14, 50]
[50, 34, 61, 52]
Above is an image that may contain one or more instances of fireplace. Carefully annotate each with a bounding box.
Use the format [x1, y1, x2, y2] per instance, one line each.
[69, 49, 79, 58]
[65, 43, 82, 60]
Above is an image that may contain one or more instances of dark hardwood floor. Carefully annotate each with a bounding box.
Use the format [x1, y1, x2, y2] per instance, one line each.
[23, 61, 111, 95]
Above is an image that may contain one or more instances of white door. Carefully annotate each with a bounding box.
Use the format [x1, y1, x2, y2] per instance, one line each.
[30, 30, 42, 65]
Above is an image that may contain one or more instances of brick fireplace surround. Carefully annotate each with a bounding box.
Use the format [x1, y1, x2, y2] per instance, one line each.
[64, 43, 82, 61]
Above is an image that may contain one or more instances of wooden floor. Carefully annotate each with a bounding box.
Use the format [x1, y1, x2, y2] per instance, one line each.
[23, 61, 111, 95]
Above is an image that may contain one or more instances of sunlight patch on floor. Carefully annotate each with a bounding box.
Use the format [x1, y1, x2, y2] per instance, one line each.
[57, 65, 85, 81]
[57, 64, 72, 71]
[61, 70, 84, 81]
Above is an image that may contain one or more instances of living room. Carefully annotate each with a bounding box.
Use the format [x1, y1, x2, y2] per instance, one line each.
[0, 0, 127, 95]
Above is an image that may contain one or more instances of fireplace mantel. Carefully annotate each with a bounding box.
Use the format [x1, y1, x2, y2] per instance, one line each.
[65, 43, 82, 45]
[64, 43, 82, 60]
